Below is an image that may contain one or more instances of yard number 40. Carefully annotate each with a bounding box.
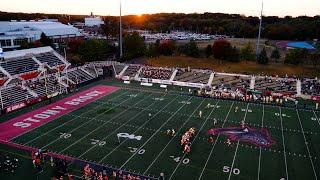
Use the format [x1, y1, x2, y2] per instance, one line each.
[169, 156, 190, 165]
[223, 166, 240, 175]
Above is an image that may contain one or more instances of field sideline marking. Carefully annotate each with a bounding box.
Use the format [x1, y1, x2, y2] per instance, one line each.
[97, 95, 189, 164]
[197, 101, 234, 180]
[117, 96, 196, 169]
[58, 93, 156, 153]
[167, 100, 220, 180]
[279, 107, 289, 180]
[22, 90, 128, 146]
[40, 91, 146, 149]
[296, 110, 318, 180]
[76, 93, 173, 158]
[257, 105, 264, 180]
[227, 103, 250, 180]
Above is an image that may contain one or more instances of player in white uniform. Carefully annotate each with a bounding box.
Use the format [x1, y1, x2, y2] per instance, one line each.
[226, 139, 231, 146]
[213, 118, 217, 126]
[207, 103, 211, 108]
[171, 129, 175, 136]
[241, 120, 245, 128]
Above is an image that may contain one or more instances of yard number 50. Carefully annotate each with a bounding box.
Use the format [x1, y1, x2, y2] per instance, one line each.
[223, 166, 240, 175]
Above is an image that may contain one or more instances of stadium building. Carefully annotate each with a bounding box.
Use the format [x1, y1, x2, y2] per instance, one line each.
[0, 45, 320, 180]
[0, 20, 82, 50]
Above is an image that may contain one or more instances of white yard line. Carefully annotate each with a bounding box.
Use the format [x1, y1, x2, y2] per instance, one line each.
[198, 102, 234, 180]
[279, 107, 289, 180]
[296, 109, 318, 180]
[98, 96, 191, 163]
[257, 105, 264, 180]
[22, 90, 128, 145]
[117, 96, 197, 169]
[41, 91, 148, 149]
[168, 100, 219, 180]
[227, 103, 250, 180]
[76, 94, 175, 159]
[312, 110, 320, 126]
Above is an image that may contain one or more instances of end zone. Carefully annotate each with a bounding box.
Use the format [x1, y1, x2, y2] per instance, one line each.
[0, 85, 119, 141]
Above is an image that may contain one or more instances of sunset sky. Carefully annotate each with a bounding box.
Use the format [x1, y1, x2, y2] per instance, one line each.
[1, 0, 319, 17]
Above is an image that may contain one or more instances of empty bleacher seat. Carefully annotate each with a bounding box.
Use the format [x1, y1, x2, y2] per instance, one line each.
[35, 52, 64, 67]
[0, 57, 39, 75]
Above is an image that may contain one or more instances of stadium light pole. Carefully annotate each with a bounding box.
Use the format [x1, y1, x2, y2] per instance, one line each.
[256, 1, 263, 56]
[119, 0, 123, 58]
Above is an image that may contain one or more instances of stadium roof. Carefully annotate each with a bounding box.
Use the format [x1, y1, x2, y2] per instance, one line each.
[2, 46, 53, 59]
[0, 21, 81, 37]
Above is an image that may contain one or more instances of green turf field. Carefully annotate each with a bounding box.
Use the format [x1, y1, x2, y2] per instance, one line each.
[9, 81, 320, 180]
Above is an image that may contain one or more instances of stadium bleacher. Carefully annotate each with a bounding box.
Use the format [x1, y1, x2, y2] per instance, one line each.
[0, 57, 39, 75]
[0, 71, 8, 86]
[174, 69, 211, 84]
[140, 67, 173, 80]
[65, 67, 97, 84]
[0, 85, 31, 108]
[211, 74, 250, 90]
[301, 79, 320, 96]
[255, 76, 296, 93]
[113, 64, 126, 75]
[0, 71, 5, 78]
[26, 76, 60, 97]
[35, 52, 64, 67]
[84, 66, 97, 77]
[0, 47, 100, 113]
[122, 65, 141, 77]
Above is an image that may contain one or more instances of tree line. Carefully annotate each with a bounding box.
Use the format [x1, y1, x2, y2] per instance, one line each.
[19, 32, 320, 69]
[0, 11, 319, 40]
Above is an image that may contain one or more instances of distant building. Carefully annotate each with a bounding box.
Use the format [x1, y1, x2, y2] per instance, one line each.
[84, 12, 104, 27]
[0, 20, 82, 50]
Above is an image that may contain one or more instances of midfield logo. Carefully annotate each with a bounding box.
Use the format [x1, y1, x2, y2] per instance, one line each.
[117, 133, 142, 141]
[208, 126, 276, 148]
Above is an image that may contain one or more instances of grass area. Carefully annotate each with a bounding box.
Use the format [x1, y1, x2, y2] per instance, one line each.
[5, 81, 320, 180]
[178, 38, 280, 61]
[147, 56, 320, 77]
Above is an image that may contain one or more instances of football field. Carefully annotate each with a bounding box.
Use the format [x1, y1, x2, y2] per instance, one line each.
[7, 83, 320, 180]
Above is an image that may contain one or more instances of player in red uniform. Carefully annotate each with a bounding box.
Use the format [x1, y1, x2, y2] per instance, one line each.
[183, 143, 191, 153]
[209, 137, 215, 143]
